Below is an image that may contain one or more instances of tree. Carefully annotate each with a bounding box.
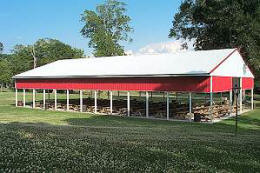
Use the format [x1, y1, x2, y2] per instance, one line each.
[0, 59, 12, 90]
[31, 44, 37, 69]
[0, 42, 3, 54]
[32, 38, 84, 67]
[81, 0, 133, 57]
[10, 44, 35, 76]
[10, 38, 84, 75]
[169, 0, 260, 76]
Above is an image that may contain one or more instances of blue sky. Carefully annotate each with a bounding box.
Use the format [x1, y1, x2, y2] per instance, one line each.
[0, 0, 182, 55]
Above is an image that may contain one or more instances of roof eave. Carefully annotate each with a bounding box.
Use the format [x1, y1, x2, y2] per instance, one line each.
[13, 73, 211, 79]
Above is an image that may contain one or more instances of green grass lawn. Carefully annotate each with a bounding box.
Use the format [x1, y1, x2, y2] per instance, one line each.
[0, 91, 259, 172]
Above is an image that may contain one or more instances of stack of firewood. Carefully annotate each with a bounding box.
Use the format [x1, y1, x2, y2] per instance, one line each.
[39, 97, 240, 121]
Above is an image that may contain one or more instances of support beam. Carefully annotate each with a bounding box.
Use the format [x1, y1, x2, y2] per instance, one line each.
[110, 91, 113, 114]
[189, 92, 192, 113]
[54, 89, 57, 110]
[229, 90, 232, 115]
[15, 88, 18, 107]
[43, 89, 45, 110]
[94, 90, 97, 114]
[210, 76, 213, 120]
[146, 91, 149, 118]
[80, 90, 83, 112]
[23, 89, 26, 107]
[32, 89, 35, 108]
[127, 91, 130, 117]
[210, 77, 213, 106]
[240, 77, 243, 114]
[251, 88, 254, 110]
[220, 92, 223, 104]
[67, 89, 69, 111]
[166, 92, 169, 120]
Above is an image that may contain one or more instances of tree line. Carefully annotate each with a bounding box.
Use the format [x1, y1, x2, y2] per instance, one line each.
[0, 39, 84, 89]
[0, 0, 259, 89]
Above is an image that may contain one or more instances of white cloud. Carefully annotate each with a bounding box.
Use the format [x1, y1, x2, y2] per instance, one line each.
[138, 40, 194, 54]
[125, 50, 133, 56]
[90, 40, 194, 57]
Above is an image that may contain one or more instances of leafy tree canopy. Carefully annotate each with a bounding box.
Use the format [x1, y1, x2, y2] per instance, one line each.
[0, 59, 12, 86]
[0, 42, 3, 54]
[33, 38, 84, 66]
[10, 44, 33, 77]
[81, 0, 133, 57]
[10, 38, 84, 75]
[169, 0, 260, 76]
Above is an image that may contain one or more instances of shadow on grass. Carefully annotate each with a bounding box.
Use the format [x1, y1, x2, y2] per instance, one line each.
[0, 121, 259, 172]
[2, 91, 260, 171]
[64, 112, 260, 137]
[9, 98, 260, 135]
[65, 115, 188, 127]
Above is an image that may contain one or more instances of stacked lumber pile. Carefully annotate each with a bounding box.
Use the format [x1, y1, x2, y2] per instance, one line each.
[39, 96, 239, 121]
[149, 102, 166, 118]
[174, 103, 189, 120]
[130, 99, 145, 116]
[193, 102, 238, 121]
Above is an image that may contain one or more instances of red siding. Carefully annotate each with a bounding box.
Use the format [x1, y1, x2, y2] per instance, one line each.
[15, 76, 254, 93]
[242, 77, 254, 90]
[211, 76, 254, 92]
[212, 76, 232, 92]
[16, 77, 211, 92]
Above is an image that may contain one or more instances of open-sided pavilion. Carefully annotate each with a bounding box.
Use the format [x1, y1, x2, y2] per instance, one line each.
[13, 48, 254, 121]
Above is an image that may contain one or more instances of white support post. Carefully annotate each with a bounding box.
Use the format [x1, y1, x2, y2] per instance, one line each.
[127, 91, 130, 117]
[15, 88, 18, 107]
[54, 89, 57, 110]
[166, 92, 169, 120]
[240, 77, 242, 114]
[189, 92, 192, 114]
[67, 89, 69, 111]
[23, 89, 26, 107]
[94, 90, 97, 114]
[210, 76, 213, 120]
[80, 90, 83, 112]
[229, 90, 232, 115]
[43, 89, 45, 109]
[220, 92, 223, 104]
[146, 91, 149, 118]
[251, 88, 254, 110]
[32, 89, 36, 108]
[110, 91, 113, 114]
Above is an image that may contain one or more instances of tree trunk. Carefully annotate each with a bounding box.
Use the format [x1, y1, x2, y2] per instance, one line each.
[31, 45, 37, 69]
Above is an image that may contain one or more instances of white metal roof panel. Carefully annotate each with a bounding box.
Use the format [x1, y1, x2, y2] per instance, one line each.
[14, 48, 253, 79]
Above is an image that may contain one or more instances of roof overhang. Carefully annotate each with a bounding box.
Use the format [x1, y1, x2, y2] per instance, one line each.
[13, 73, 210, 79]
